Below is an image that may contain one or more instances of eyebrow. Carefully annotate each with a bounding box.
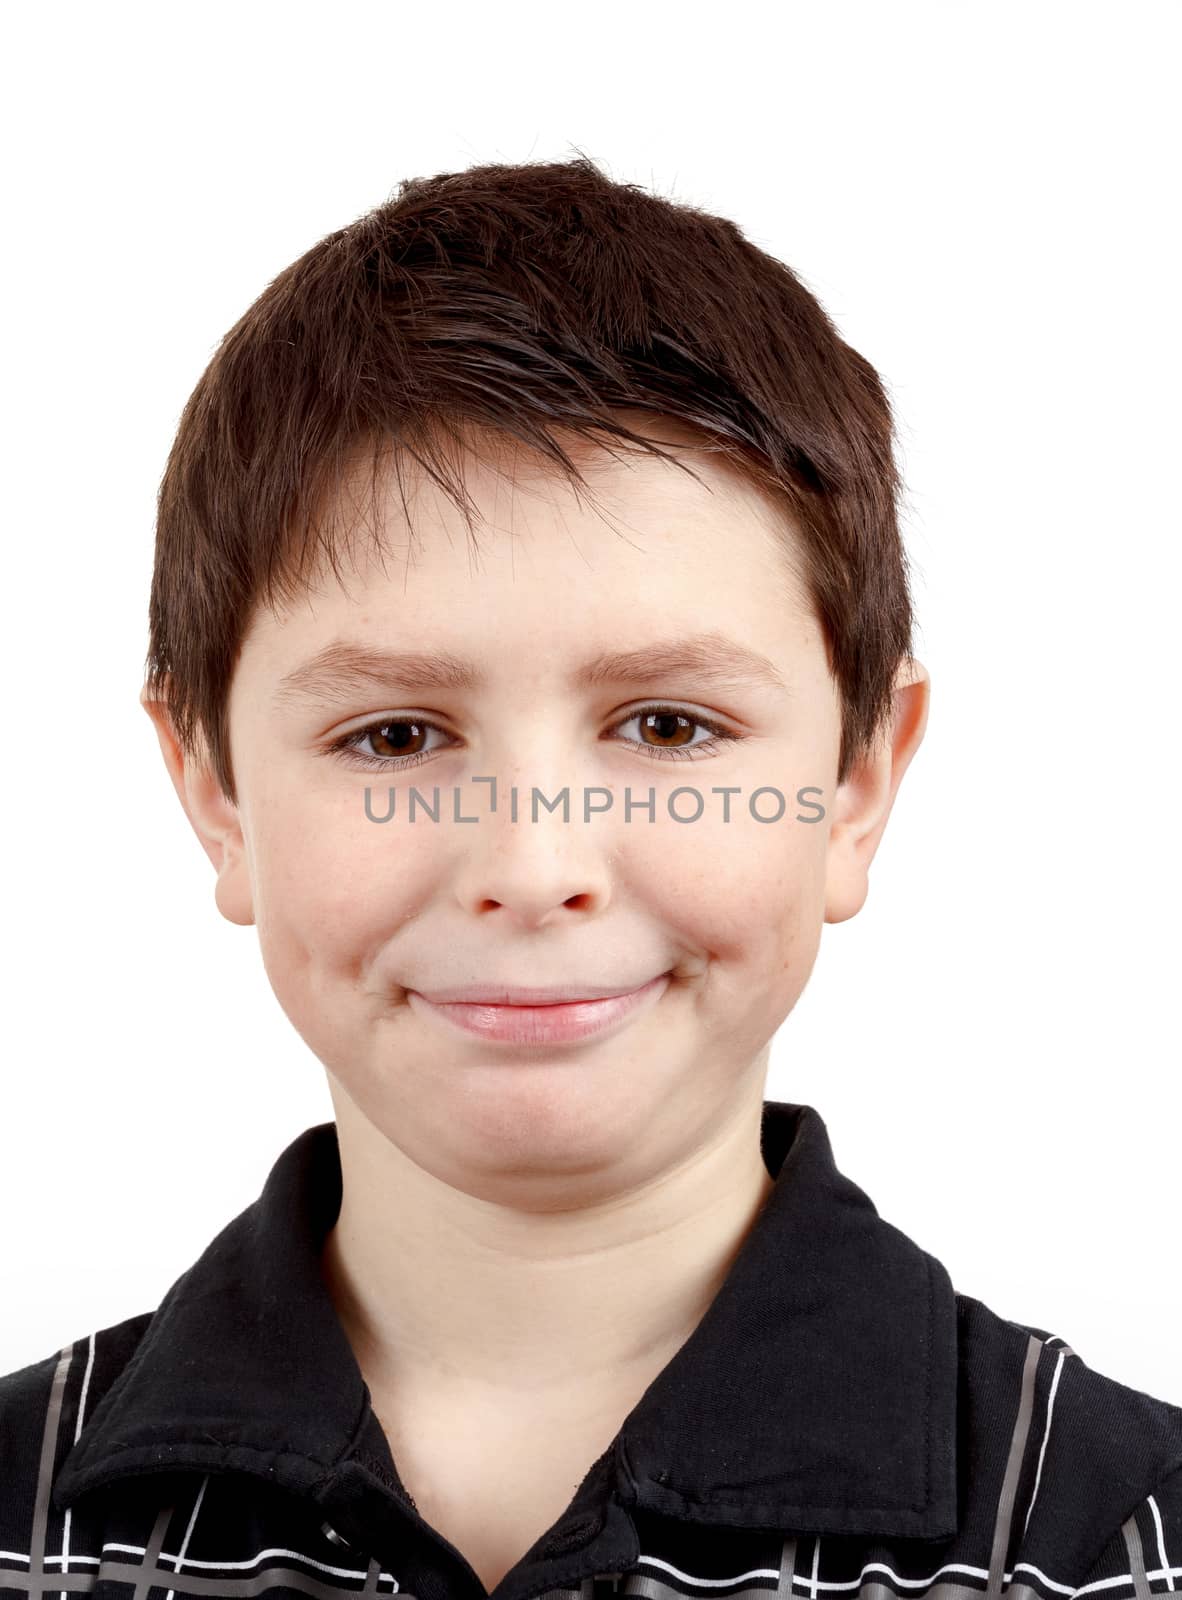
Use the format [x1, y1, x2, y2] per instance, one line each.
[273, 631, 789, 708]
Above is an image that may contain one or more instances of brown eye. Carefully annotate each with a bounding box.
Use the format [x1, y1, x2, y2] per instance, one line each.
[612, 705, 741, 761]
[638, 710, 698, 749]
[327, 715, 449, 771]
[328, 704, 743, 772]
[366, 719, 431, 758]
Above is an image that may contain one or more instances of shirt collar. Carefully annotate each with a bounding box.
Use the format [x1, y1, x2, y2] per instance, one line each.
[52, 1100, 958, 1541]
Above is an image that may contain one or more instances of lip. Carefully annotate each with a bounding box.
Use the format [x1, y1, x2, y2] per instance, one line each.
[415, 979, 664, 1004]
[407, 971, 671, 1046]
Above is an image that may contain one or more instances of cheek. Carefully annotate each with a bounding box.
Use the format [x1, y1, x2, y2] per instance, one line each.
[720, 828, 828, 1043]
[634, 810, 826, 1065]
[639, 806, 827, 964]
[248, 787, 439, 977]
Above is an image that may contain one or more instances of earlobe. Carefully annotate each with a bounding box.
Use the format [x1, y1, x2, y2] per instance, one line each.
[213, 848, 256, 928]
[139, 686, 256, 928]
[823, 660, 931, 925]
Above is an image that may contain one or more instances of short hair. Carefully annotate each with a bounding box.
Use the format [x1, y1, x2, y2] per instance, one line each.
[145, 153, 915, 804]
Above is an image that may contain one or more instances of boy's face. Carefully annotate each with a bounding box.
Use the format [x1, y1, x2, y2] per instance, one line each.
[151, 416, 926, 1203]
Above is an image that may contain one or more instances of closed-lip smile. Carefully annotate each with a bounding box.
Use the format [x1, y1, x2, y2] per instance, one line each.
[406, 972, 672, 1045]
[415, 979, 665, 1005]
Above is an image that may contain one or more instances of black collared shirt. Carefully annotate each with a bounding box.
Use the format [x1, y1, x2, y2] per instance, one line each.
[3, 1100, 1180, 1600]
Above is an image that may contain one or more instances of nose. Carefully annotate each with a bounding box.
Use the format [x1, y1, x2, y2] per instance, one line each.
[447, 769, 617, 928]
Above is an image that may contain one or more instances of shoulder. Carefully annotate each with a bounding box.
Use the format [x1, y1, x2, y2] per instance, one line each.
[0, 1315, 154, 1542]
[1, 1312, 154, 1420]
[955, 1290, 1182, 1590]
[1068, 1461, 1182, 1598]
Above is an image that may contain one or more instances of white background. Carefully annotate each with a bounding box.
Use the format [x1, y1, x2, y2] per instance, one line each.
[2, 2, 1178, 1397]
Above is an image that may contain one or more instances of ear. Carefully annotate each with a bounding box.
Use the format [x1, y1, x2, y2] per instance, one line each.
[140, 685, 255, 928]
[823, 658, 930, 924]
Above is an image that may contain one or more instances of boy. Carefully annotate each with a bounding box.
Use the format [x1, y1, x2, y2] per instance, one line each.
[2, 156, 1179, 1600]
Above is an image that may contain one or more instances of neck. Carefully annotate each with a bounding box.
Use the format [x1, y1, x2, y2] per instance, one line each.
[319, 1083, 777, 1405]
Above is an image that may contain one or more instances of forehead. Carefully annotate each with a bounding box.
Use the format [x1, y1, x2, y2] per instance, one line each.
[241, 414, 818, 672]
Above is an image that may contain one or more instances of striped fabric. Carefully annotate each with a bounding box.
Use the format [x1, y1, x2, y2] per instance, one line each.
[2, 1100, 1180, 1600]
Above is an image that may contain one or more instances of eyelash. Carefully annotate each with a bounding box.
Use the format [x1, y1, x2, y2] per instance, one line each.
[325, 705, 743, 772]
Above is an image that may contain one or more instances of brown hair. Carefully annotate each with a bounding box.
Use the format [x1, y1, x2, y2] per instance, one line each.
[145, 153, 915, 804]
